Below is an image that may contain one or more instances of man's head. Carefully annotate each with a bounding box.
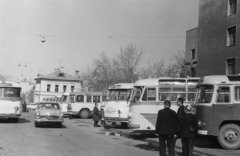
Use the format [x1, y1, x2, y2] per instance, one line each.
[164, 100, 171, 108]
[177, 97, 184, 106]
[95, 103, 98, 107]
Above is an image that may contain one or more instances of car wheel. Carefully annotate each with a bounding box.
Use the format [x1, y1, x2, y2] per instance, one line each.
[218, 124, 240, 150]
[79, 109, 90, 119]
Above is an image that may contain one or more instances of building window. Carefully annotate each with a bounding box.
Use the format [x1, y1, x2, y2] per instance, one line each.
[227, 58, 235, 75]
[71, 86, 74, 92]
[227, 26, 236, 46]
[191, 49, 196, 60]
[191, 68, 196, 77]
[47, 84, 51, 92]
[55, 85, 59, 92]
[228, 0, 237, 16]
[63, 85, 67, 92]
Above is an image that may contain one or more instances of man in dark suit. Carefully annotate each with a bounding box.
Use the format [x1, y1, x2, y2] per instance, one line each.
[155, 100, 178, 156]
[178, 105, 198, 156]
[176, 97, 185, 120]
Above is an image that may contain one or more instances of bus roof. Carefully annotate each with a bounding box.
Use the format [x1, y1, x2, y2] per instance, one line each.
[0, 81, 21, 87]
[197, 75, 240, 86]
[134, 77, 199, 87]
[108, 83, 134, 90]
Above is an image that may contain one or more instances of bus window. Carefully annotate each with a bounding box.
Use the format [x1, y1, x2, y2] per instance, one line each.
[87, 96, 92, 102]
[3, 88, 21, 97]
[216, 87, 230, 103]
[142, 88, 156, 101]
[235, 86, 240, 100]
[188, 88, 197, 101]
[159, 87, 185, 101]
[93, 96, 100, 103]
[69, 95, 75, 103]
[62, 95, 68, 102]
[196, 85, 213, 103]
[131, 87, 142, 101]
[76, 95, 84, 102]
[102, 96, 107, 101]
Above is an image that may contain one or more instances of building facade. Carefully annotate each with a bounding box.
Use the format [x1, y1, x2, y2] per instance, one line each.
[34, 68, 82, 103]
[185, 0, 240, 76]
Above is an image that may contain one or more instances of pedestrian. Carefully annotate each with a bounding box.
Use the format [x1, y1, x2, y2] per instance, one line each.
[93, 103, 101, 127]
[176, 97, 185, 120]
[178, 105, 198, 156]
[155, 100, 178, 156]
[22, 101, 27, 117]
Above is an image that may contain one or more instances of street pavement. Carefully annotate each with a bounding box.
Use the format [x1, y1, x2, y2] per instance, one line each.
[74, 118, 240, 156]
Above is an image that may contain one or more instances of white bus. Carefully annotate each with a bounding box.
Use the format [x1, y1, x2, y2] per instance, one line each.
[103, 83, 134, 127]
[67, 91, 104, 119]
[128, 77, 199, 134]
[0, 80, 22, 122]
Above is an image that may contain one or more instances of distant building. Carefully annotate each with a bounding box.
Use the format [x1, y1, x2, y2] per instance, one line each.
[34, 67, 82, 103]
[185, 0, 240, 76]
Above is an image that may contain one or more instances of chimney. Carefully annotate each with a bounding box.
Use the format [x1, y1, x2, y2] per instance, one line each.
[75, 70, 79, 77]
[60, 67, 64, 73]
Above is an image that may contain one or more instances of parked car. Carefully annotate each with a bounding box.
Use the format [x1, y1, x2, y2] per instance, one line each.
[34, 102, 64, 128]
[27, 103, 38, 110]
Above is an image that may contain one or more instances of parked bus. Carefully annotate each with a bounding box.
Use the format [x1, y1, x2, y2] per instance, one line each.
[0, 80, 22, 122]
[103, 83, 134, 127]
[67, 91, 104, 119]
[128, 77, 199, 134]
[192, 75, 240, 150]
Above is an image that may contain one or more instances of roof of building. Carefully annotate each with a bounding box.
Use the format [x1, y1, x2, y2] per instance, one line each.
[35, 70, 81, 81]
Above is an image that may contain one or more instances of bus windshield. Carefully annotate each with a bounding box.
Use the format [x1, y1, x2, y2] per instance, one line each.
[108, 89, 131, 101]
[0, 87, 21, 97]
[131, 87, 143, 101]
[195, 85, 214, 103]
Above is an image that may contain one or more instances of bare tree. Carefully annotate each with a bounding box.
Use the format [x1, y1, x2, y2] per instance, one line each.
[118, 43, 143, 82]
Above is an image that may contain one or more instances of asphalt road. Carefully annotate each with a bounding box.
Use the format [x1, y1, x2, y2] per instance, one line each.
[0, 111, 158, 156]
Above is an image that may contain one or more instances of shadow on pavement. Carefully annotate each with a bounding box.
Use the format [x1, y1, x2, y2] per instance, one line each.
[194, 135, 222, 149]
[0, 118, 31, 124]
[35, 124, 67, 129]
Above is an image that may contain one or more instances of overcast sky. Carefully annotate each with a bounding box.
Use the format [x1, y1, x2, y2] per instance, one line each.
[0, 0, 199, 82]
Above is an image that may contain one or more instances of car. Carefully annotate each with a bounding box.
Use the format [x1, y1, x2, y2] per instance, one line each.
[27, 103, 37, 110]
[34, 102, 64, 128]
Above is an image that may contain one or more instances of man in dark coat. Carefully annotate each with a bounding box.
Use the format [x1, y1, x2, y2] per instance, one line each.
[178, 105, 198, 156]
[176, 97, 185, 120]
[155, 100, 178, 156]
[93, 103, 101, 127]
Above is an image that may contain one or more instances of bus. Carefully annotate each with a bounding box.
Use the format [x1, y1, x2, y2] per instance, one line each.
[128, 77, 199, 134]
[67, 91, 104, 119]
[192, 75, 240, 150]
[103, 83, 134, 128]
[0, 80, 22, 122]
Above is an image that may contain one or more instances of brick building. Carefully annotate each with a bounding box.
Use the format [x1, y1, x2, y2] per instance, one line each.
[185, 0, 240, 76]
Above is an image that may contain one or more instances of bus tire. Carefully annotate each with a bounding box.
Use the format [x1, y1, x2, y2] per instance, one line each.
[218, 124, 240, 150]
[79, 109, 90, 119]
[121, 122, 128, 128]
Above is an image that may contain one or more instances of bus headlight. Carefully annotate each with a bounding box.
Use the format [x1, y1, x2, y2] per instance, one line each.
[128, 112, 132, 118]
[14, 106, 19, 110]
[198, 120, 203, 127]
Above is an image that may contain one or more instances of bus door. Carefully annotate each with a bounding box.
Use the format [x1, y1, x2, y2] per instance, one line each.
[212, 86, 233, 135]
[233, 86, 240, 118]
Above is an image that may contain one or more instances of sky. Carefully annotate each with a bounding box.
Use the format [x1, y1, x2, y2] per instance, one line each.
[0, 0, 199, 82]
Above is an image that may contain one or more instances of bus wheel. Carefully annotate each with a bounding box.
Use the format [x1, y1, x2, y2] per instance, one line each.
[79, 109, 90, 119]
[218, 124, 240, 150]
[121, 122, 128, 128]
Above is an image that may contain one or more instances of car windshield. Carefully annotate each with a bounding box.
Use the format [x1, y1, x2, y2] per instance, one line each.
[38, 103, 60, 110]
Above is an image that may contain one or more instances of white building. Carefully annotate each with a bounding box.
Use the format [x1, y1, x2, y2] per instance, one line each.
[34, 68, 82, 103]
